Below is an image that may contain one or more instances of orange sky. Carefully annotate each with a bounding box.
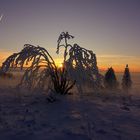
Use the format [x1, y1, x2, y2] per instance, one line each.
[0, 51, 140, 73]
[97, 54, 140, 72]
[0, 0, 140, 73]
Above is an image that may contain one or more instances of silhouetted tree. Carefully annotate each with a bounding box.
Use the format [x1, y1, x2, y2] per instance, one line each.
[104, 67, 118, 89]
[122, 64, 132, 91]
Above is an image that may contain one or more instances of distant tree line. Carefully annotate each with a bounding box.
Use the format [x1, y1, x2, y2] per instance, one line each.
[104, 64, 132, 91]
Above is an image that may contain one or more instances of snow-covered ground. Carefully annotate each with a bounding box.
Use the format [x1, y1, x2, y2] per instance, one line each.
[0, 74, 140, 140]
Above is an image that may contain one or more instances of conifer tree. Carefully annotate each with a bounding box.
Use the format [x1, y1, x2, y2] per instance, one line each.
[122, 64, 132, 90]
[104, 67, 118, 89]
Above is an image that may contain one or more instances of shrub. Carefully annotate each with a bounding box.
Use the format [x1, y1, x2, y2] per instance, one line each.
[1, 32, 102, 94]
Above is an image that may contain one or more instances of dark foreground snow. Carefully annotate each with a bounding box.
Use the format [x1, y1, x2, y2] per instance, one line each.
[0, 88, 140, 140]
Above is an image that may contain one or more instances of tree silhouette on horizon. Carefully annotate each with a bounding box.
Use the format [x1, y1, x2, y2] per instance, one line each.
[122, 64, 132, 91]
[104, 67, 118, 89]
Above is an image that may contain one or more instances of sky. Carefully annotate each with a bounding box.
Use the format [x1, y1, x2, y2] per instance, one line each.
[0, 0, 140, 72]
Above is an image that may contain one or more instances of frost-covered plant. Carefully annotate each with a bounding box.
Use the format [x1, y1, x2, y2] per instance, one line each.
[1, 32, 102, 94]
[122, 64, 132, 91]
[57, 32, 103, 92]
[104, 67, 118, 89]
[1, 44, 75, 94]
[57, 31, 74, 62]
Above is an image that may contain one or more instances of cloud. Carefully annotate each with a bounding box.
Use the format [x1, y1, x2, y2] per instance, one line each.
[97, 54, 140, 62]
[97, 54, 138, 59]
[0, 14, 3, 22]
[96, 54, 140, 72]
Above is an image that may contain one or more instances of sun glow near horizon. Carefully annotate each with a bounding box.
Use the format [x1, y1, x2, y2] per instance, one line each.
[0, 51, 140, 73]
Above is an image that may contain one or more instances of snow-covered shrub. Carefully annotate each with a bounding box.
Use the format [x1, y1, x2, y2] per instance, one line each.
[122, 64, 132, 91]
[104, 67, 118, 89]
[1, 44, 75, 94]
[1, 32, 102, 94]
[57, 32, 103, 92]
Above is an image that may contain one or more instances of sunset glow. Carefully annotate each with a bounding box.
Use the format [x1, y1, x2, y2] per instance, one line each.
[0, 52, 140, 72]
[0, 0, 140, 72]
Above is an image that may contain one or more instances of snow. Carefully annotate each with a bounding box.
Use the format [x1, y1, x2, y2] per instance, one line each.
[0, 79, 140, 140]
